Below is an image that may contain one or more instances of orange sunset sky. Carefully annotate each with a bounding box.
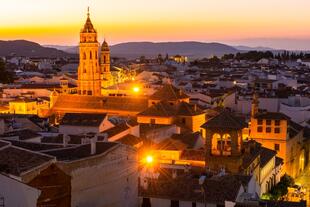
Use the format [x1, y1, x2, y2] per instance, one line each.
[0, 0, 310, 49]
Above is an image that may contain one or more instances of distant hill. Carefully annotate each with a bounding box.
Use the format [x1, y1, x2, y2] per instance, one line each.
[48, 41, 239, 59]
[0, 40, 75, 58]
[110, 42, 238, 59]
[234, 45, 276, 51]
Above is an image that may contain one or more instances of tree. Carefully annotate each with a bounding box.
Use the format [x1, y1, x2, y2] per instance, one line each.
[0, 59, 14, 84]
[262, 174, 295, 201]
[222, 53, 234, 60]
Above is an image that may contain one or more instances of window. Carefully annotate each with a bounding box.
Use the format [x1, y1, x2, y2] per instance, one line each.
[150, 119, 156, 124]
[275, 120, 280, 126]
[87, 90, 92, 95]
[0, 196, 4, 207]
[266, 120, 271, 125]
[171, 200, 179, 207]
[142, 198, 151, 207]
[181, 118, 186, 124]
[104, 55, 106, 63]
[274, 144, 280, 151]
[266, 127, 271, 133]
[274, 128, 280, 133]
[83, 52, 86, 60]
[89, 51, 92, 59]
[257, 126, 263, 132]
[257, 119, 263, 125]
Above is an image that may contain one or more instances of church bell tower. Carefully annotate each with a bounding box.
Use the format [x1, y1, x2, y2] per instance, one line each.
[100, 40, 112, 88]
[77, 8, 101, 96]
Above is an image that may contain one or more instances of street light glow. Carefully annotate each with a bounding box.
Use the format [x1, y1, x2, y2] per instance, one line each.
[133, 86, 140, 93]
[146, 155, 153, 164]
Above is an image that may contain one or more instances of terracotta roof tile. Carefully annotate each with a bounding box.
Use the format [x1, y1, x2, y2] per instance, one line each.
[61, 113, 107, 127]
[201, 111, 247, 129]
[0, 146, 54, 176]
[150, 84, 189, 101]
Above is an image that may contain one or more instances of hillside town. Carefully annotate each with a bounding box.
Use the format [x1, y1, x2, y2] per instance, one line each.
[0, 9, 310, 207]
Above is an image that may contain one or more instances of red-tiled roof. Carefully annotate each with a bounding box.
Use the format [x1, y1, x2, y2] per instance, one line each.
[201, 111, 247, 129]
[150, 84, 189, 101]
[61, 113, 107, 127]
[0, 146, 54, 176]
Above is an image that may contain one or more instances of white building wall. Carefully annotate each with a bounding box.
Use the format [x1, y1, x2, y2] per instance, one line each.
[147, 198, 213, 207]
[223, 92, 236, 109]
[59, 125, 100, 135]
[3, 88, 52, 98]
[236, 99, 251, 114]
[0, 174, 40, 207]
[280, 103, 310, 124]
[66, 146, 139, 207]
[258, 98, 282, 112]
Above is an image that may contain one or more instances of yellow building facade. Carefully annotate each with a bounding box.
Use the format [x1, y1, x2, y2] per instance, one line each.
[9, 98, 49, 116]
[249, 95, 305, 178]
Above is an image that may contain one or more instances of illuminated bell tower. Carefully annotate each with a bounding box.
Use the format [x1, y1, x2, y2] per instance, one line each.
[78, 8, 101, 96]
[100, 39, 113, 88]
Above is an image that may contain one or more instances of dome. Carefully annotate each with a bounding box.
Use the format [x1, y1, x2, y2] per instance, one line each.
[101, 40, 110, 51]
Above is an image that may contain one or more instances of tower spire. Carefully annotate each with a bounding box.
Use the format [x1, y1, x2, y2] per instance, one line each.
[87, 6, 90, 17]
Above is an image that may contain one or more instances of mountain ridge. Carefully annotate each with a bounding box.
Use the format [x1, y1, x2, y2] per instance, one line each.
[46, 41, 239, 59]
[0, 40, 75, 58]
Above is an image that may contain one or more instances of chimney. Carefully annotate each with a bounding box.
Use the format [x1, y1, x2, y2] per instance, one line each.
[172, 169, 177, 179]
[63, 134, 69, 147]
[90, 135, 98, 155]
[199, 175, 206, 185]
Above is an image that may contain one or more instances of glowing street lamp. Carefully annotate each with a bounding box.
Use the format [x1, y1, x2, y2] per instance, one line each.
[146, 155, 153, 164]
[133, 86, 140, 93]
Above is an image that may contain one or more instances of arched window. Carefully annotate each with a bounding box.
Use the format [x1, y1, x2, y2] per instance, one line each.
[104, 55, 106, 63]
[222, 134, 232, 155]
[89, 51, 92, 59]
[83, 52, 86, 60]
[212, 133, 221, 155]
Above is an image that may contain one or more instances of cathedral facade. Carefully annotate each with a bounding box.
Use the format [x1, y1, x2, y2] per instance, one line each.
[78, 8, 112, 96]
